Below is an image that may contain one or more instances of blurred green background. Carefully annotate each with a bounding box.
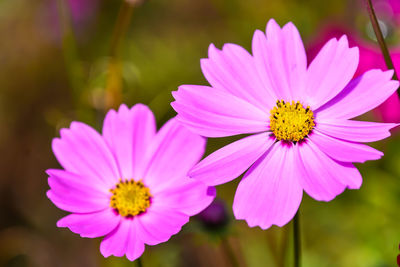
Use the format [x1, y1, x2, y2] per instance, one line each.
[0, 0, 399, 266]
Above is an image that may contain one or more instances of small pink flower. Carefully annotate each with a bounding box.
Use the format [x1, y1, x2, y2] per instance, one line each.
[47, 104, 215, 261]
[172, 19, 399, 229]
[307, 25, 400, 123]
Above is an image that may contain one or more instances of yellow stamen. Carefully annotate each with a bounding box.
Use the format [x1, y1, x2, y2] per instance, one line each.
[269, 100, 315, 142]
[110, 179, 151, 217]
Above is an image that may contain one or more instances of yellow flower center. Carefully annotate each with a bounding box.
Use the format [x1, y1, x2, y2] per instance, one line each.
[269, 100, 315, 142]
[110, 179, 152, 217]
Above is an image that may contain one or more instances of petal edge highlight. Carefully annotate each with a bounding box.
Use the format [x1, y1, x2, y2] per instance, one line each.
[315, 119, 399, 143]
[309, 131, 383, 163]
[189, 132, 275, 186]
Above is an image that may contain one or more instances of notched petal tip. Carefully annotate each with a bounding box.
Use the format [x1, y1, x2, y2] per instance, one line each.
[207, 43, 219, 57]
[45, 187, 57, 203]
[391, 123, 400, 130]
[45, 168, 60, 177]
[131, 103, 152, 112]
[338, 34, 349, 45]
[171, 89, 179, 100]
[69, 121, 85, 131]
[386, 68, 395, 77]
[56, 217, 68, 228]
[266, 18, 280, 32]
[51, 137, 62, 152]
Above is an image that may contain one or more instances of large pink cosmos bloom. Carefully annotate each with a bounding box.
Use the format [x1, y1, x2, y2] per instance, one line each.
[171, 19, 399, 229]
[47, 104, 215, 261]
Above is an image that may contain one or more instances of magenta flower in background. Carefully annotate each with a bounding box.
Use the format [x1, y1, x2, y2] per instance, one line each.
[373, 0, 400, 24]
[67, 0, 98, 26]
[307, 25, 400, 123]
[47, 104, 215, 261]
[46, 0, 99, 40]
[172, 19, 399, 229]
[389, 0, 400, 18]
[197, 198, 229, 229]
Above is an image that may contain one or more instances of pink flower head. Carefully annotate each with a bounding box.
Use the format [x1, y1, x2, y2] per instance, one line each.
[307, 25, 400, 123]
[171, 19, 399, 229]
[47, 104, 215, 261]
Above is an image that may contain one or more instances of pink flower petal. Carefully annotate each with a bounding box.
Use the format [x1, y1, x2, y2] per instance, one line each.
[252, 20, 307, 102]
[52, 122, 120, 188]
[189, 132, 275, 186]
[315, 119, 399, 142]
[100, 219, 145, 261]
[201, 43, 274, 110]
[309, 131, 383, 163]
[306, 36, 359, 110]
[296, 140, 362, 201]
[171, 85, 269, 137]
[46, 169, 107, 193]
[316, 69, 399, 120]
[233, 142, 303, 229]
[252, 30, 279, 101]
[136, 200, 189, 246]
[47, 171, 109, 213]
[57, 208, 121, 238]
[125, 221, 146, 261]
[103, 104, 156, 179]
[142, 118, 205, 193]
[156, 179, 216, 216]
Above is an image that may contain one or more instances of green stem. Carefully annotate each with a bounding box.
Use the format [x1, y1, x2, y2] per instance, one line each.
[365, 0, 400, 97]
[105, 1, 134, 109]
[293, 211, 301, 267]
[56, 0, 84, 104]
[109, 1, 134, 58]
[279, 224, 290, 267]
[137, 257, 143, 267]
[221, 237, 240, 267]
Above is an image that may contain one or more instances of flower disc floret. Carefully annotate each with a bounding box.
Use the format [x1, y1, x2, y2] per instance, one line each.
[110, 179, 151, 217]
[269, 100, 315, 142]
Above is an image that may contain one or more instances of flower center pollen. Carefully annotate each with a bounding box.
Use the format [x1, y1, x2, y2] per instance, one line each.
[269, 100, 315, 142]
[110, 179, 152, 217]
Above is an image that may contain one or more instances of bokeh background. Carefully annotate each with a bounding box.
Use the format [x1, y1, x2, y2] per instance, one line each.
[0, 0, 399, 266]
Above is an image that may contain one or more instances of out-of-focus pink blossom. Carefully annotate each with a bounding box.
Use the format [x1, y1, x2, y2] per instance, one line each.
[45, 0, 99, 41]
[365, 0, 400, 24]
[67, 0, 99, 27]
[197, 198, 229, 229]
[387, 0, 400, 18]
[307, 25, 400, 123]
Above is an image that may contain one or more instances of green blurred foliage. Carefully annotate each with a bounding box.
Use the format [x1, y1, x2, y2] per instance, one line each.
[0, 0, 399, 266]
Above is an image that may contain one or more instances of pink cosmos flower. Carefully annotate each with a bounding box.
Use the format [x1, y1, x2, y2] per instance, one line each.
[171, 19, 399, 229]
[47, 104, 215, 261]
[307, 25, 400, 123]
